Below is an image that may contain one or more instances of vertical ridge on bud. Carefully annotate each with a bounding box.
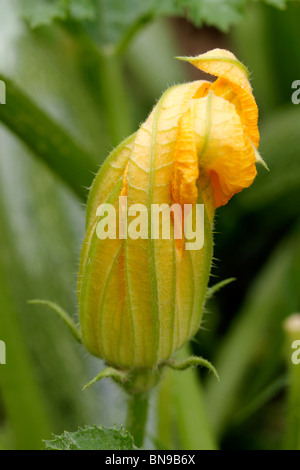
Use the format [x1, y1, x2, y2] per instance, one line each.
[79, 180, 124, 359]
[78, 135, 135, 361]
[172, 107, 199, 207]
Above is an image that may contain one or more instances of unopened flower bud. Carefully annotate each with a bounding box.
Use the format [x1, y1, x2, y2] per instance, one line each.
[78, 49, 262, 373]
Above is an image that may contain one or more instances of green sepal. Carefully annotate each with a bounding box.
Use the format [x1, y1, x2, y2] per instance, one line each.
[251, 141, 270, 171]
[83, 367, 129, 391]
[28, 300, 82, 344]
[206, 277, 236, 300]
[163, 355, 220, 382]
[83, 355, 219, 393]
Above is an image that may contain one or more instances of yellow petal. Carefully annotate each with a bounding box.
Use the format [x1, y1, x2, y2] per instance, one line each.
[192, 91, 257, 208]
[178, 49, 260, 148]
[171, 80, 212, 211]
[172, 106, 199, 207]
[125, 80, 212, 366]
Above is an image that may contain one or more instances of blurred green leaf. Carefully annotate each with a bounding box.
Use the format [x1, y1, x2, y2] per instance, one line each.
[0, 264, 51, 450]
[97, 0, 292, 51]
[206, 227, 300, 437]
[233, 2, 300, 115]
[99, 0, 243, 47]
[45, 426, 136, 450]
[0, 3, 123, 444]
[0, 126, 106, 444]
[19, 0, 292, 35]
[232, 375, 288, 427]
[0, 180, 52, 449]
[157, 347, 217, 450]
[20, 0, 96, 28]
[186, 0, 246, 31]
[239, 106, 300, 210]
[263, 0, 289, 8]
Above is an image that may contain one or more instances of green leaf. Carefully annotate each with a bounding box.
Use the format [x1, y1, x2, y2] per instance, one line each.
[97, 0, 242, 46]
[239, 106, 300, 211]
[19, 0, 291, 46]
[186, 0, 246, 32]
[0, 256, 51, 449]
[0, 123, 104, 443]
[69, 0, 97, 21]
[19, 0, 292, 41]
[0, 173, 52, 449]
[184, 0, 290, 30]
[97, 0, 292, 51]
[20, 0, 96, 28]
[45, 426, 136, 450]
[157, 346, 218, 450]
[20, 0, 68, 28]
[206, 226, 300, 437]
[233, 375, 288, 427]
[263, 0, 288, 9]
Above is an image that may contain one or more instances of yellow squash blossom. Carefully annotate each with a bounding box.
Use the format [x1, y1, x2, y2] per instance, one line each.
[78, 49, 263, 380]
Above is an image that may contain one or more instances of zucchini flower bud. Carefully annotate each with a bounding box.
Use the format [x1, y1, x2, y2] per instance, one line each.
[78, 49, 262, 382]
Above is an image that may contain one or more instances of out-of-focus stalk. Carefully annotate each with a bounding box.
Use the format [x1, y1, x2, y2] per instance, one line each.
[157, 346, 218, 450]
[283, 314, 300, 450]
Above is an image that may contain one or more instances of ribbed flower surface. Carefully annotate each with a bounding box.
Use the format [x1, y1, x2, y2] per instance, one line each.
[78, 49, 261, 369]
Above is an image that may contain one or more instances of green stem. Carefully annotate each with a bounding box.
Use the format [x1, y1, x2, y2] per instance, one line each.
[126, 393, 149, 449]
[115, 14, 154, 56]
[64, 25, 134, 147]
[0, 74, 98, 200]
[98, 51, 133, 147]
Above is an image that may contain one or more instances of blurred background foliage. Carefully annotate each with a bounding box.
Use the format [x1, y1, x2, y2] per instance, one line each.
[0, 0, 300, 450]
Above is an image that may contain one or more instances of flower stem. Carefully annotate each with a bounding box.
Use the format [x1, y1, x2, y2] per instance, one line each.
[126, 392, 149, 449]
[98, 51, 133, 147]
[62, 24, 134, 148]
[115, 14, 153, 56]
[0, 73, 98, 201]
